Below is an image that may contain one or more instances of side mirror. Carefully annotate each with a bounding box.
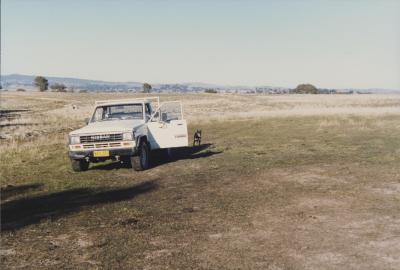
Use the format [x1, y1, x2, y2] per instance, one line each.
[161, 112, 168, 122]
[84, 118, 89, 125]
[151, 111, 160, 122]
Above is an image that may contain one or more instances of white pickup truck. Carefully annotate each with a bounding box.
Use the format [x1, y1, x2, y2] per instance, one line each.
[68, 97, 188, 171]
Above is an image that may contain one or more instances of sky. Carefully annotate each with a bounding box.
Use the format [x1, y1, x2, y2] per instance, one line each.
[1, 0, 400, 89]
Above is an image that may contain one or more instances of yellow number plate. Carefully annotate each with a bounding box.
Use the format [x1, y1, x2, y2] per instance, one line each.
[93, 150, 109, 157]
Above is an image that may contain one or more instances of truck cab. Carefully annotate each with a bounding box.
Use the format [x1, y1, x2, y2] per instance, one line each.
[68, 97, 188, 171]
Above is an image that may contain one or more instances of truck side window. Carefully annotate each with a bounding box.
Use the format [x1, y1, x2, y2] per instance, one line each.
[152, 111, 159, 122]
[145, 103, 152, 121]
[145, 104, 151, 115]
[92, 107, 104, 122]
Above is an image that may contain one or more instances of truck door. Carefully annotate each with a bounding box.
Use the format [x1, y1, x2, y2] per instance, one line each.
[147, 102, 189, 149]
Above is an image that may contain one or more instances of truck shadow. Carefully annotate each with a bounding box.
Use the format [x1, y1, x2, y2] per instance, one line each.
[1, 180, 158, 231]
[91, 143, 222, 171]
[150, 143, 223, 168]
[1, 183, 43, 201]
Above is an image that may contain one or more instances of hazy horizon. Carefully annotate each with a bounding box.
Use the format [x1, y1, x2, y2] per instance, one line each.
[3, 72, 400, 91]
[2, 0, 399, 89]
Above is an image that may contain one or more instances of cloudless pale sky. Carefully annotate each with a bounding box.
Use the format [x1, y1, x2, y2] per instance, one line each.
[1, 0, 399, 89]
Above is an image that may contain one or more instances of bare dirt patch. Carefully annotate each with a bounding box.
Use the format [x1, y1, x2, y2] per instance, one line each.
[195, 163, 400, 269]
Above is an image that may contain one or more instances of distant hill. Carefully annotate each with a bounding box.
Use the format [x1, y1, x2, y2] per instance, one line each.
[1, 74, 399, 94]
[1, 74, 143, 91]
[0, 74, 285, 93]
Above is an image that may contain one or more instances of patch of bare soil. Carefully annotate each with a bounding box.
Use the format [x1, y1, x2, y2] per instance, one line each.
[196, 164, 400, 270]
[1, 228, 99, 269]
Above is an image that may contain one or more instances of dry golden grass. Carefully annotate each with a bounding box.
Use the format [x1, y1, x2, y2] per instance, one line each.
[2, 92, 399, 137]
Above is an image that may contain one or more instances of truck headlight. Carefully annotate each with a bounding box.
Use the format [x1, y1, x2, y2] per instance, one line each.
[70, 135, 80, 144]
[123, 132, 133, 141]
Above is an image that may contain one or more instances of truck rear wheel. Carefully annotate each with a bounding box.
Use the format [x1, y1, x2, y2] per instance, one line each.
[131, 142, 150, 171]
[71, 159, 89, 172]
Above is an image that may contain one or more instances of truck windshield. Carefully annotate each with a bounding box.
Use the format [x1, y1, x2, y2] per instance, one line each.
[92, 104, 143, 122]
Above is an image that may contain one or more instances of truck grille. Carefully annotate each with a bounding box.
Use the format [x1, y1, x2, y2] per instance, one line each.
[80, 133, 123, 143]
[82, 142, 122, 149]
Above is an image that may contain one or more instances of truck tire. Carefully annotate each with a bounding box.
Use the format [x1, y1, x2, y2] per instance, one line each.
[71, 159, 89, 172]
[131, 142, 150, 171]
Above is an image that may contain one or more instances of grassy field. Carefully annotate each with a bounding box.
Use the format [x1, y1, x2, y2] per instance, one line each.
[1, 92, 400, 269]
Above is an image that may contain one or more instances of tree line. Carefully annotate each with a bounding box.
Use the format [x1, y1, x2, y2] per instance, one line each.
[33, 76, 152, 93]
[33, 76, 67, 92]
[32, 75, 323, 95]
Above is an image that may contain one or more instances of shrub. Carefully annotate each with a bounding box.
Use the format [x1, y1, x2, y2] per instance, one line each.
[292, 84, 318, 94]
[34, 76, 49, 91]
[16, 88, 26, 92]
[50, 83, 67, 92]
[205, 88, 218, 94]
[142, 83, 152, 93]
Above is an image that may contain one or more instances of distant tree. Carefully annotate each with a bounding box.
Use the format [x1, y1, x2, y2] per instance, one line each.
[292, 84, 318, 94]
[204, 88, 218, 94]
[34, 76, 49, 91]
[50, 83, 67, 92]
[142, 83, 152, 93]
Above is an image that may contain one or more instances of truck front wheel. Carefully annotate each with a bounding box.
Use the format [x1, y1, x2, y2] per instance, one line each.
[71, 159, 89, 172]
[131, 142, 150, 171]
